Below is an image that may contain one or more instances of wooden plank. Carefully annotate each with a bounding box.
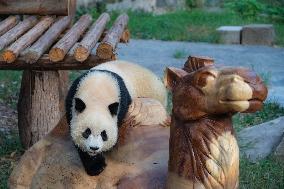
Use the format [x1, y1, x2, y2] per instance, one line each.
[22, 16, 72, 63]
[0, 15, 19, 36]
[74, 13, 110, 62]
[49, 14, 93, 62]
[0, 54, 111, 70]
[0, 16, 38, 51]
[0, 0, 70, 15]
[2, 16, 55, 63]
[96, 13, 129, 60]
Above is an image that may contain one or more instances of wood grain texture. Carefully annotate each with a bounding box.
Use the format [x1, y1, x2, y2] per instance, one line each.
[0, 15, 19, 36]
[166, 56, 268, 189]
[0, 0, 70, 15]
[22, 16, 71, 63]
[74, 13, 110, 62]
[2, 16, 54, 63]
[0, 16, 37, 51]
[0, 54, 110, 70]
[18, 70, 68, 149]
[49, 14, 92, 62]
[96, 13, 129, 60]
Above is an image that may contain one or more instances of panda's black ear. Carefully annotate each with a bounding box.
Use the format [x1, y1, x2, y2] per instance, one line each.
[108, 102, 119, 116]
[75, 98, 86, 113]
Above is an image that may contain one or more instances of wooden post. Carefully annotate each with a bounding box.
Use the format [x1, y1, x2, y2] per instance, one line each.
[18, 70, 68, 149]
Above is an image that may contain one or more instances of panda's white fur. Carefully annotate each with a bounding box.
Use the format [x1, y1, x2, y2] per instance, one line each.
[68, 60, 167, 157]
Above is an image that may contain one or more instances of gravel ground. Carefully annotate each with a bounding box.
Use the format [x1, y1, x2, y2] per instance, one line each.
[117, 39, 284, 106]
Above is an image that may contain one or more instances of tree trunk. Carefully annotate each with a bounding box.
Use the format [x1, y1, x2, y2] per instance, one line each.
[18, 70, 69, 149]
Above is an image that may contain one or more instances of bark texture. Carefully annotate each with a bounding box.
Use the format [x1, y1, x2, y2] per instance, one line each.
[49, 14, 92, 62]
[96, 13, 129, 60]
[0, 16, 37, 51]
[22, 16, 71, 63]
[2, 16, 54, 63]
[18, 70, 68, 149]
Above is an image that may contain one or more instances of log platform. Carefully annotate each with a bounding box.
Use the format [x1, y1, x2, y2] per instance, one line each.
[0, 12, 130, 149]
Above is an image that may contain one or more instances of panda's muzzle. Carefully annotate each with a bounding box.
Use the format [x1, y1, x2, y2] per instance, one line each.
[90, 146, 99, 151]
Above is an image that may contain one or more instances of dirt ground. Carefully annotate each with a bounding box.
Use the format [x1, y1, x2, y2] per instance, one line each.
[0, 103, 17, 133]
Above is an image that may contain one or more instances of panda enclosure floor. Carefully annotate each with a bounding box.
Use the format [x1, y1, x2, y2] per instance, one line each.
[118, 39, 284, 107]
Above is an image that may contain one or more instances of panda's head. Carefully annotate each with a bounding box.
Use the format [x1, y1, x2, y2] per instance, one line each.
[66, 70, 131, 156]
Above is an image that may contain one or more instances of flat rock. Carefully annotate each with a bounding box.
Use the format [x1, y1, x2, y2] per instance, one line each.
[274, 136, 284, 160]
[9, 98, 170, 189]
[238, 116, 284, 162]
[217, 26, 242, 44]
[242, 24, 275, 46]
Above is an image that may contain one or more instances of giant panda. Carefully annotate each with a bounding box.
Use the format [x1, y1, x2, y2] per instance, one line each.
[65, 60, 167, 176]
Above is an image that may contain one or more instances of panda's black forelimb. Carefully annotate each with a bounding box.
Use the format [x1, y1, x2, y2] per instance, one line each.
[76, 147, 106, 176]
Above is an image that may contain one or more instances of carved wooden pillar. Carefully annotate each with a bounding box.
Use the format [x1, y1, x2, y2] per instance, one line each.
[18, 70, 68, 149]
[165, 56, 268, 189]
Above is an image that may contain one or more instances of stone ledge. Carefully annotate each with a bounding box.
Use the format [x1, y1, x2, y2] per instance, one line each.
[217, 26, 242, 44]
[242, 24, 275, 46]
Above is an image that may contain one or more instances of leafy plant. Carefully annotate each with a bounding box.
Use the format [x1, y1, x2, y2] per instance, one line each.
[225, 0, 264, 18]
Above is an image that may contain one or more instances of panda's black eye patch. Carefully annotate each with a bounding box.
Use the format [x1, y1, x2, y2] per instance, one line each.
[82, 128, 91, 139]
[75, 98, 86, 113]
[108, 102, 119, 116]
[101, 130, 108, 141]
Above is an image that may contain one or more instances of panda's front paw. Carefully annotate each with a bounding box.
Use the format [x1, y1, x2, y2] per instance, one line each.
[86, 163, 106, 176]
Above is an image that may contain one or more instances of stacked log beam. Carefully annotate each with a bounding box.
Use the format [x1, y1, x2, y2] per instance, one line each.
[0, 0, 71, 15]
[74, 13, 110, 62]
[0, 16, 37, 51]
[0, 16, 19, 36]
[49, 14, 92, 62]
[96, 13, 129, 60]
[2, 16, 54, 63]
[22, 16, 71, 63]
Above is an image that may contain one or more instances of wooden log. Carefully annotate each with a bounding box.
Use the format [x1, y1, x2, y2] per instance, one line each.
[0, 0, 71, 15]
[0, 16, 37, 51]
[0, 54, 110, 70]
[0, 15, 19, 36]
[22, 16, 71, 63]
[74, 13, 110, 62]
[120, 29, 130, 43]
[18, 70, 69, 149]
[2, 16, 54, 63]
[49, 14, 93, 62]
[96, 14, 129, 60]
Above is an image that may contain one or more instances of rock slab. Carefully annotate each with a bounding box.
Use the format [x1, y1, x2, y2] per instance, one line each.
[274, 136, 284, 161]
[242, 24, 275, 46]
[238, 116, 284, 162]
[217, 26, 242, 44]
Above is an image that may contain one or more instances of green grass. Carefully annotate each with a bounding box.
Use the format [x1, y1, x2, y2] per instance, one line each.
[233, 101, 284, 131]
[173, 49, 188, 59]
[0, 132, 22, 189]
[0, 71, 22, 108]
[240, 156, 284, 189]
[79, 8, 284, 46]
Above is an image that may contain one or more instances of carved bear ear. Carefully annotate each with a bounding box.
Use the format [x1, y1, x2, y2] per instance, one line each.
[164, 67, 188, 91]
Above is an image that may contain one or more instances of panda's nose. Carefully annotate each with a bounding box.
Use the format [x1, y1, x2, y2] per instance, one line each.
[90, 146, 99, 151]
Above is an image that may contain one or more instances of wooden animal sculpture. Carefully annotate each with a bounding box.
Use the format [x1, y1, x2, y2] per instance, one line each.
[164, 56, 268, 189]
